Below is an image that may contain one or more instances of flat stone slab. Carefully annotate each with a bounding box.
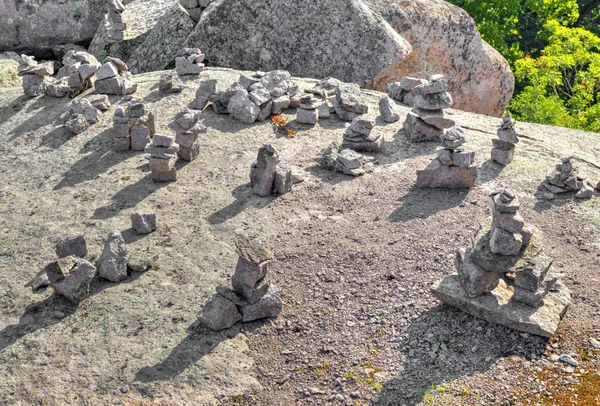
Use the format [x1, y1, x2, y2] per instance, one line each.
[416, 159, 477, 189]
[432, 275, 571, 338]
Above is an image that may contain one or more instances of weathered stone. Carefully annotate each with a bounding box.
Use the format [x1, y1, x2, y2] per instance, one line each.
[97, 231, 128, 282]
[115, 137, 131, 151]
[151, 134, 175, 147]
[22, 74, 46, 97]
[95, 75, 124, 95]
[151, 168, 177, 182]
[127, 251, 151, 272]
[296, 108, 319, 125]
[131, 212, 157, 234]
[27, 256, 80, 292]
[175, 132, 199, 149]
[316, 141, 340, 170]
[490, 226, 522, 256]
[236, 236, 274, 266]
[191, 79, 217, 110]
[239, 285, 283, 322]
[175, 56, 203, 76]
[335, 83, 368, 115]
[452, 151, 475, 168]
[239, 74, 260, 90]
[455, 248, 499, 298]
[411, 79, 449, 96]
[51, 259, 97, 303]
[130, 125, 150, 151]
[271, 95, 291, 115]
[103, 56, 128, 72]
[250, 144, 280, 197]
[413, 108, 455, 129]
[513, 278, 556, 307]
[65, 114, 89, 134]
[347, 115, 376, 135]
[249, 88, 271, 106]
[492, 211, 524, 234]
[412, 92, 453, 110]
[273, 165, 292, 196]
[341, 136, 383, 153]
[399, 77, 426, 91]
[470, 218, 544, 273]
[95, 62, 119, 80]
[83, 107, 102, 125]
[492, 139, 515, 151]
[228, 91, 261, 124]
[56, 235, 88, 259]
[87, 94, 111, 111]
[199, 294, 242, 331]
[178, 144, 201, 162]
[145, 145, 180, 159]
[431, 276, 571, 338]
[492, 192, 520, 213]
[436, 148, 453, 166]
[575, 183, 594, 199]
[491, 147, 515, 166]
[514, 256, 553, 292]
[403, 112, 443, 143]
[148, 156, 177, 172]
[45, 78, 70, 98]
[416, 159, 477, 189]
[159, 71, 183, 93]
[497, 128, 519, 144]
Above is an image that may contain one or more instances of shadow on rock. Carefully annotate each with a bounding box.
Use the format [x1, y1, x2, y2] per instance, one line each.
[389, 185, 469, 223]
[53, 128, 134, 190]
[134, 320, 263, 382]
[0, 295, 77, 352]
[372, 305, 548, 406]
[6, 95, 69, 141]
[476, 159, 505, 185]
[92, 175, 169, 220]
[37, 126, 76, 150]
[207, 183, 275, 225]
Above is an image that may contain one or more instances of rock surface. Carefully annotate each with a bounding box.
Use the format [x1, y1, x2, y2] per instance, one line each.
[183, 0, 411, 86]
[365, 0, 514, 116]
[97, 231, 128, 282]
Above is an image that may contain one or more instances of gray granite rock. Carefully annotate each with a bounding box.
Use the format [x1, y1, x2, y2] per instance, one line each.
[272, 164, 292, 195]
[159, 71, 183, 93]
[296, 108, 319, 125]
[130, 125, 150, 151]
[413, 108, 455, 129]
[250, 144, 280, 197]
[413, 92, 453, 110]
[22, 74, 47, 97]
[199, 294, 242, 331]
[240, 285, 283, 322]
[491, 147, 515, 165]
[411, 78, 448, 96]
[272, 95, 291, 115]
[65, 114, 89, 134]
[87, 94, 111, 111]
[95, 75, 124, 95]
[97, 231, 128, 282]
[492, 211, 524, 234]
[514, 255, 553, 292]
[490, 226, 523, 256]
[51, 259, 97, 303]
[455, 248, 499, 298]
[416, 159, 477, 189]
[228, 92, 261, 124]
[403, 112, 443, 143]
[131, 212, 157, 234]
[95, 62, 119, 80]
[56, 235, 88, 258]
[191, 79, 217, 110]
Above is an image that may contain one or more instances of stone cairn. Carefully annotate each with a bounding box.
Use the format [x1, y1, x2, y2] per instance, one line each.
[401, 75, 455, 143]
[342, 115, 383, 152]
[199, 236, 283, 331]
[94, 57, 137, 95]
[107, 0, 127, 41]
[250, 144, 293, 197]
[159, 70, 184, 94]
[416, 126, 477, 188]
[24, 230, 143, 303]
[207, 70, 299, 124]
[17, 54, 56, 97]
[316, 141, 374, 177]
[171, 108, 206, 162]
[145, 134, 180, 182]
[544, 156, 595, 199]
[179, 0, 213, 22]
[431, 188, 572, 337]
[53, 50, 102, 97]
[296, 94, 320, 125]
[61, 96, 109, 135]
[113, 99, 156, 151]
[491, 112, 519, 165]
[175, 48, 205, 76]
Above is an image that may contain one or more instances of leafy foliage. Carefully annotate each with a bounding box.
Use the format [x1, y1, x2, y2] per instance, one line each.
[448, 0, 600, 132]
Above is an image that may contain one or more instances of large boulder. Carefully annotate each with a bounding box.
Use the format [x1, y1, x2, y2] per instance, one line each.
[364, 0, 514, 117]
[183, 0, 412, 86]
[0, 0, 104, 58]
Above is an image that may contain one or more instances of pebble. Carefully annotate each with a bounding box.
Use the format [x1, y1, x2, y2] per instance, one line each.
[558, 354, 578, 367]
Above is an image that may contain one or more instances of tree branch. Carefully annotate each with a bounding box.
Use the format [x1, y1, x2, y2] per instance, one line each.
[575, 0, 600, 27]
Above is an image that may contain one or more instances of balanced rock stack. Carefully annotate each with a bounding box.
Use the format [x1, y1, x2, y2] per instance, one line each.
[113, 100, 156, 151]
[171, 108, 206, 162]
[402, 75, 455, 143]
[17, 54, 55, 97]
[342, 116, 382, 152]
[180, 0, 213, 22]
[296, 95, 320, 125]
[544, 157, 594, 199]
[332, 83, 368, 121]
[416, 127, 477, 189]
[145, 134, 180, 182]
[107, 0, 126, 41]
[432, 188, 572, 337]
[94, 57, 137, 95]
[316, 141, 374, 177]
[199, 237, 283, 331]
[250, 144, 292, 197]
[209, 70, 297, 124]
[386, 76, 426, 105]
[175, 48, 205, 76]
[491, 112, 519, 165]
[51, 50, 101, 98]
[61, 98, 104, 135]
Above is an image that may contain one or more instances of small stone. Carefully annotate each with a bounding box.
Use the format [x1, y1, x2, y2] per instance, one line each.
[250, 144, 280, 197]
[558, 354, 579, 367]
[95, 62, 119, 80]
[403, 112, 443, 143]
[260, 70, 292, 97]
[452, 151, 475, 167]
[497, 128, 519, 144]
[228, 91, 260, 124]
[87, 94, 111, 111]
[151, 134, 175, 147]
[272, 164, 292, 195]
[399, 77, 426, 91]
[65, 114, 89, 134]
[127, 251, 151, 272]
[492, 211, 524, 234]
[175, 56, 203, 76]
[318, 101, 331, 119]
[102, 56, 128, 71]
[95, 75, 124, 95]
[151, 169, 177, 182]
[159, 71, 183, 93]
[220, 82, 246, 106]
[97, 231, 128, 282]
[51, 259, 97, 303]
[296, 108, 319, 125]
[437, 148, 453, 166]
[575, 183, 594, 199]
[491, 147, 515, 166]
[493, 193, 520, 213]
[239, 285, 283, 322]
[115, 137, 131, 151]
[148, 156, 177, 172]
[83, 107, 101, 124]
[239, 74, 260, 90]
[413, 92, 453, 110]
[199, 295, 242, 331]
[130, 125, 150, 151]
[415, 159, 477, 189]
[249, 88, 271, 106]
[514, 256, 553, 292]
[191, 79, 217, 110]
[413, 108, 456, 129]
[56, 235, 88, 258]
[131, 213, 157, 234]
[456, 248, 499, 298]
[411, 79, 449, 96]
[271, 95, 291, 115]
[178, 144, 201, 162]
[490, 227, 523, 256]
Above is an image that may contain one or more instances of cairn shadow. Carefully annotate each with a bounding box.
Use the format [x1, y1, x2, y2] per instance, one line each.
[121, 227, 150, 244]
[91, 175, 169, 220]
[532, 181, 598, 213]
[377, 129, 439, 166]
[53, 128, 133, 190]
[37, 125, 76, 150]
[372, 305, 548, 406]
[134, 319, 264, 382]
[6, 95, 69, 141]
[305, 163, 361, 185]
[207, 184, 276, 225]
[0, 270, 148, 353]
[389, 185, 469, 223]
[476, 159, 506, 185]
